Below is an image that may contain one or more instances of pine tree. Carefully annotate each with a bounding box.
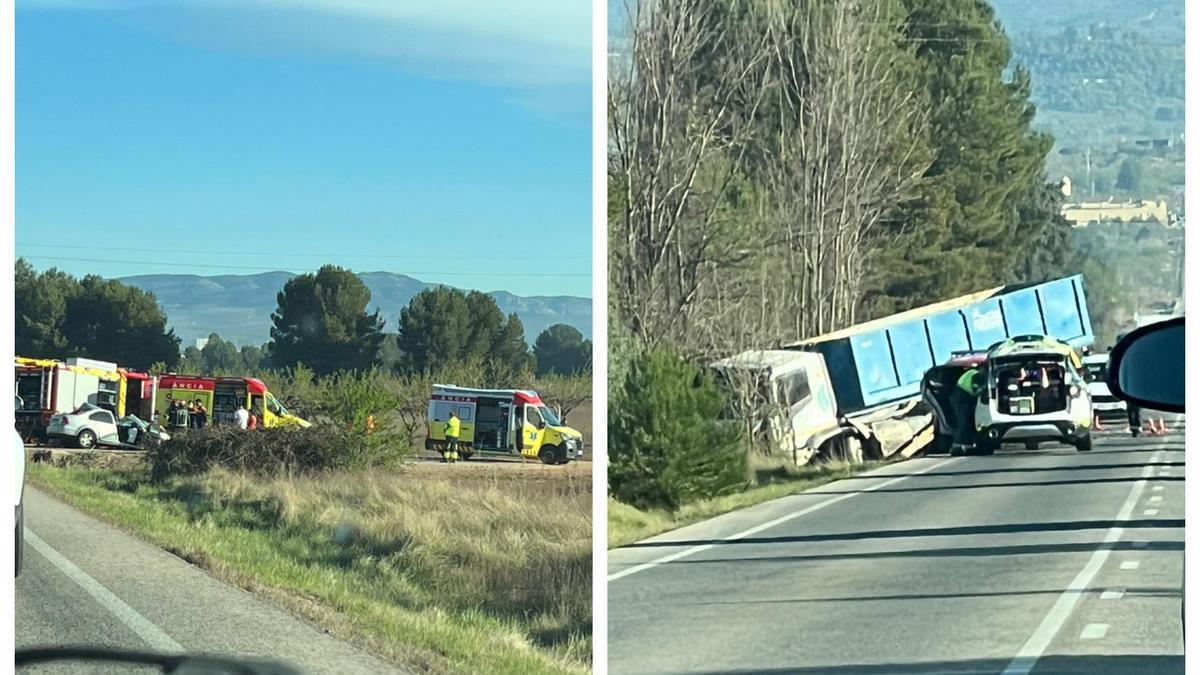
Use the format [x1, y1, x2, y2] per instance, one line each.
[864, 0, 1056, 316]
[268, 265, 385, 375]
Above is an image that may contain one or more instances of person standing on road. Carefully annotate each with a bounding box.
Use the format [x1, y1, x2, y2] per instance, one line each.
[234, 404, 250, 430]
[952, 367, 985, 453]
[444, 411, 461, 464]
[1128, 402, 1142, 437]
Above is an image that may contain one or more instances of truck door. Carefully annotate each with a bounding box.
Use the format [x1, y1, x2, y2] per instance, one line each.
[521, 405, 546, 457]
[251, 394, 265, 425]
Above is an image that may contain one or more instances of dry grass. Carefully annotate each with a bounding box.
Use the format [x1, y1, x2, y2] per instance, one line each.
[608, 459, 882, 548]
[29, 459, 592, 674]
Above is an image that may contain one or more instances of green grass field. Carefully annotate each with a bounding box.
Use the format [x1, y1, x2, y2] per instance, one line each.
[29, 459, 591, 675]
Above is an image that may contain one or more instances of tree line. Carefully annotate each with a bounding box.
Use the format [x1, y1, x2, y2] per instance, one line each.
[15, 260, 592, 378]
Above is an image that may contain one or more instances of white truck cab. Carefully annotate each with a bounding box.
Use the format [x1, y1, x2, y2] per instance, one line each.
[711, 350, 844, 465]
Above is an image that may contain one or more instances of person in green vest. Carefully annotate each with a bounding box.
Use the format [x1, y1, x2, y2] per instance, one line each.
[443, 411, 461, 464]
[952, 367, 985, 453]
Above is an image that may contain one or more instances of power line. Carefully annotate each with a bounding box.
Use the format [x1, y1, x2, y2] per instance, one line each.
[21, 255, 591, 278]
[16, 242, 591, 261]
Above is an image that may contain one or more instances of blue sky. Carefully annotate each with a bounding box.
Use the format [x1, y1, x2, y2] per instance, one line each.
[15, 0, 592, 298]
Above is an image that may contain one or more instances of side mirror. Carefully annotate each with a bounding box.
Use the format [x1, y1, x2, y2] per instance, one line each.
[1108, 316, 1184, 413]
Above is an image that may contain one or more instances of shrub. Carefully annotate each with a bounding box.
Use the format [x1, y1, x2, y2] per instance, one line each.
[149, 424, 410, 481]
[608, 345, 747, 510]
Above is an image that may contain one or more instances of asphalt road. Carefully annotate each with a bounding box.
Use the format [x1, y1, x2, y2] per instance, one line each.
[608, 418, 1185, 674]
[16, 486, 403, 674]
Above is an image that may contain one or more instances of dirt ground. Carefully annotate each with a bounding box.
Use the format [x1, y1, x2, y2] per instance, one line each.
[411, 452, 593, 477]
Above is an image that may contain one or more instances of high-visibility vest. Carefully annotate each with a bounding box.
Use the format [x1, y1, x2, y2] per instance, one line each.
[445, 416, 461, 438]
[956, 369, 983, 396]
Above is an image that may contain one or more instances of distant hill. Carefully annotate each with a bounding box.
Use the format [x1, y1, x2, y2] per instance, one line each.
[989, 0, 1185, 210]
[990, 0, 1183, 39]
[119, 272, 592, 350]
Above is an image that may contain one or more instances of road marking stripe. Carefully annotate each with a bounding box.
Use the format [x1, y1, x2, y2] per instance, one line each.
[1144, 509, 1160, 516]
[1100, 589, 1124, 600]
[1000, 452, 1157, 675]
[608, 458, 959, 582]
[1080, 624, 1109, 640]
[1150, 496, 1163, 503]
[1153, 486, 1165, 491]
[1121, 561, 1141, 570]
[24, 528, 184, 653]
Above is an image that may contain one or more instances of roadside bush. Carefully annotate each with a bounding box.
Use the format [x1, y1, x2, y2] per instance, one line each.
[149, 424, 409, 481]
[608, 345, 747, 510]
[250, 363, 592, 452]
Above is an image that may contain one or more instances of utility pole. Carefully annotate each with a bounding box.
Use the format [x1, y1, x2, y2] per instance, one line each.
[1085, 146, 1093, 197]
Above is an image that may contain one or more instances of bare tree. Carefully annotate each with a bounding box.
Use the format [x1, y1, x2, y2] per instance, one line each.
[609, 0, 771, 352]
[532, 373, 593, 421]
[755, 0, 933, 341]
[612, 0, 931, 361]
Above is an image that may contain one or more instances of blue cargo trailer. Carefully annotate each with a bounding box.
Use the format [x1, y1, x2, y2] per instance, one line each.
[787, 275, 1093, 415]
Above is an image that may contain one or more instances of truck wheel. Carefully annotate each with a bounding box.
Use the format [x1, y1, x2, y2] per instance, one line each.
[1075, 434, 1093, 452]
[77, 429, 97, 449]
[974, 440, 997, 456]
[538, 446, 561, 465]
[460, 451, 473, 461]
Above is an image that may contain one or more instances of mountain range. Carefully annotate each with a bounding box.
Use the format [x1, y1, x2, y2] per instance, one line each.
[118, 272, 592, 350]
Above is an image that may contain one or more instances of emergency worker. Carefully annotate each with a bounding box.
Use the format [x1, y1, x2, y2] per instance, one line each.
[952, 367, 985, 454]
[444, 411, 461, 463]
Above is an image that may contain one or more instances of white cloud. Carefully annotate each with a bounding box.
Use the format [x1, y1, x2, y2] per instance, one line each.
[20, 0, 592, 90]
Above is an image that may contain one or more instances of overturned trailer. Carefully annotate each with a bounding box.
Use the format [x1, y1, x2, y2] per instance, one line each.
[714, 275, 1095, 464]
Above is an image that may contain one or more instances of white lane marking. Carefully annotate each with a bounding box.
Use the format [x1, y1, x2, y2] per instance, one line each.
[1080, 624, 1109, 640]
[1144, 509, 1160, 516]
[1149, 496, 1163, 503]
[1121, 561, 1141, 570]
[24, 528, 184, 653]
[1100, 589, 1124, 600]
[1153, 486, 1164, 492]
[1000, 453, 1157, 675]
[608, 458, 959, 582]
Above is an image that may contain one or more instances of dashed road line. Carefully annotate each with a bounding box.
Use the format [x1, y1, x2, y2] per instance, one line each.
[1080, 624, 1109, 640]
[1100, 589, 1125, 600]
[999, 452, 1158, 675]
[1149, 496, 1163, 503]
[1120, 561, 1141, 570]
[1144, 509, 1159, 516]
